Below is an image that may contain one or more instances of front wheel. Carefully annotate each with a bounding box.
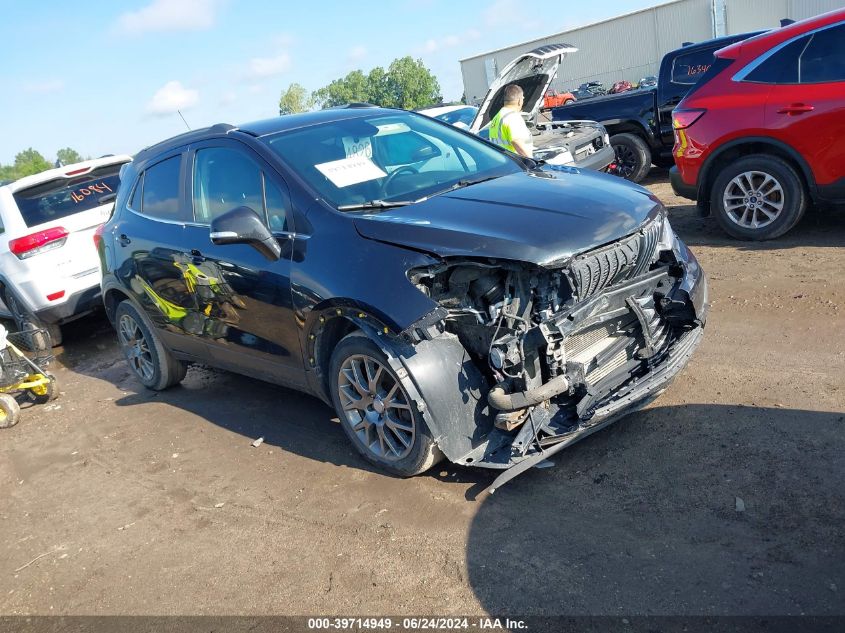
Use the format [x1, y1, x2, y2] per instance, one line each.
[328, 333, 442, 477]
[711, 154, 806, 240]
[609, 133, 652, 183]
[115, 301, 187, 390]
[0, 393, 21, 429]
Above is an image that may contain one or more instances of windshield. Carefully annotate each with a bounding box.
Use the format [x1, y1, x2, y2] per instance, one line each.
[263, 111, 520, 209]
[433, 107, 477, 128]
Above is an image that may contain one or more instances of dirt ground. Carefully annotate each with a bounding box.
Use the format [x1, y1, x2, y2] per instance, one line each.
[1, 169, 843, 617]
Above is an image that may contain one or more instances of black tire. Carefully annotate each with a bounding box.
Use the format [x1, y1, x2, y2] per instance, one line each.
[563, 99, 575, 105]
[328, 332, 443, 477]
[609, 133, 652, 183]
[2, 289, 62, 348]
[0, 393, 21, 429]
[28, 373, 58, 404]
[711, 154, 806, 241]
[115, 301, 187, 390]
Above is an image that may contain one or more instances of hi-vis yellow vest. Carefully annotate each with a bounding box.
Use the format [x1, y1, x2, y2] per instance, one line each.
[489, 107, 521, 153]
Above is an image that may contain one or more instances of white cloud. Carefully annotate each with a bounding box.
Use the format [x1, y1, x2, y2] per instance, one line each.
[245, 52, 291, 80]
[416, 29, 480, 55]
[147, 80, 199, 115]
[484, 0, 545, 32]
[219, 91, 238, 106]
[348, 45, 367, 62]
[23, 79, 65, 94]
[115, 0, 222, 35]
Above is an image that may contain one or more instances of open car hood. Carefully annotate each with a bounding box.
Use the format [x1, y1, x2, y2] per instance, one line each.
[470, 43, 577, 133]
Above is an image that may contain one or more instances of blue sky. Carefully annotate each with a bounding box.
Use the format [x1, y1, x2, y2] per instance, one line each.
[1, 0, 659, 164]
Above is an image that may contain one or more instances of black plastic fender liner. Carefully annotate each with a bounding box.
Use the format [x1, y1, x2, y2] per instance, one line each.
[354, 320, 494, 463]
[487, 374, 570, 411]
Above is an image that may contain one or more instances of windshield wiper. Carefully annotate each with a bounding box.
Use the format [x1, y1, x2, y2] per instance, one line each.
[336, 199, 416, 211]
[429, 174, 503, 198]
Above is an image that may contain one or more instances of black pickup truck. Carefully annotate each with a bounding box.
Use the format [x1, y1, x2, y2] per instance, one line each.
[552, 32, 761, 182]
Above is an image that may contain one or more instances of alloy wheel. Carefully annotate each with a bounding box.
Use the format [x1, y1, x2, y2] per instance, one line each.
[611, 144, 637, 178]
[722, 170, 784, 229]
[118, 314, 155, 382]
[337, 354, 415, 462]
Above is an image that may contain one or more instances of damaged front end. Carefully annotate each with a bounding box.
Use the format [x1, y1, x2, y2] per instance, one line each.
[405, 208, 707, 490]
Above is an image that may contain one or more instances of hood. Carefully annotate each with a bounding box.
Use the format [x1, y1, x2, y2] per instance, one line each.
[470, 43, 577, 133]
[353, 169, 661, 267]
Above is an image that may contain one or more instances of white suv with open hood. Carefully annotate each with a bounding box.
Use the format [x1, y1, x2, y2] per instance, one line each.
[0, 155, 131, 346]
[469, 44, 614, 170]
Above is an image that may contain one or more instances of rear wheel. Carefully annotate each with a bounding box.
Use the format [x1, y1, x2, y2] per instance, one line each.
[329, 333, 442, 477]
[115, 301, 187, 390]
[609, 133, 651, 183]
[2, 289, 62, 348]
[563, 99, 575, 105]
[0, 393, 21, 429]
[711, 154, 806, 240]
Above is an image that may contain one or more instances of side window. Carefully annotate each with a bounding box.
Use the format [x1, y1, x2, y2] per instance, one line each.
[670, 48, 716, 85]
[799, 24, 845, 83]
[129, 173, 144, 210]
[744, 37, 807, 84]
[744, 25, 845, 85]
[193, 148, 264, 223]
[263, 176, 290, 232]
[141, 156, 182, 220]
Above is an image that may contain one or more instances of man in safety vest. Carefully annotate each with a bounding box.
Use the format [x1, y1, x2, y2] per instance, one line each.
[488, 84, 533, 158]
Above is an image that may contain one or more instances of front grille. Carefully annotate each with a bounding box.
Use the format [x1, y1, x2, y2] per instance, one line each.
[569, 215, 662, 301]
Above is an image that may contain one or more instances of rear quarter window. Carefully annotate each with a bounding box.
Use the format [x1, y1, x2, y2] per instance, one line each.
[12, 165, 123, 228]
[137, 156, 183, 220]
[671, 49, 716, 86]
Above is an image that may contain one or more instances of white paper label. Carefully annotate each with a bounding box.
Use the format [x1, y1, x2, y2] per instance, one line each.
[315, 156, 387, 188]
[342, 136, 373, 159]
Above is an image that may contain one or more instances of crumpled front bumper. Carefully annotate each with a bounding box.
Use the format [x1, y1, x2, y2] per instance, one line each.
[484, 321, 705, 494]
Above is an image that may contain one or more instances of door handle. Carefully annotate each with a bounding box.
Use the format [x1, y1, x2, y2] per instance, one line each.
[118, 234, 131, 246]
[777, 103, 814, 115]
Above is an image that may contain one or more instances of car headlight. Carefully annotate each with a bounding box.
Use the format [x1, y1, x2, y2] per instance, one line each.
[656, 213, 678, 253]
[536, 148, 575, 165]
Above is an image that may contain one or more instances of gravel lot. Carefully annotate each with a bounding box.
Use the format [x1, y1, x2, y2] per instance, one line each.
[1, 169, 844, 617]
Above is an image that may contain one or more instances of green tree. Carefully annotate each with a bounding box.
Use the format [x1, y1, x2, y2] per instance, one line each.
[313, 58, 441, 110]
[384, 56, 441, 110]
[0, 164, 17, 182]
[13, 148, 52, 178]
[278, 83, 314, 115]
[56, 147, 84, 166]
[365, 66, 391, 107]
[313, 70, 370, 108]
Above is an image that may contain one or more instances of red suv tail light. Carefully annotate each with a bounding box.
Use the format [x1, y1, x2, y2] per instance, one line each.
[9, 227, 69, 259]
[673, 109, 706, 129]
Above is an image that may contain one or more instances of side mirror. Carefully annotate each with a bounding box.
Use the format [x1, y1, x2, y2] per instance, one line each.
[209, 206, 282, 262]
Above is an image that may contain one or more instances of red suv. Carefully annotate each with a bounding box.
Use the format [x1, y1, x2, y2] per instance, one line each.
[670, 9, 845, 240]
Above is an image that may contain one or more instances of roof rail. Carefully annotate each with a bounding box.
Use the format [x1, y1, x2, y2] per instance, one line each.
[330, 102, 379, 109]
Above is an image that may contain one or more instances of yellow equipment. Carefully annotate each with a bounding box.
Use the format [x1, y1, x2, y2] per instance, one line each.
[0, 325, 58, 429]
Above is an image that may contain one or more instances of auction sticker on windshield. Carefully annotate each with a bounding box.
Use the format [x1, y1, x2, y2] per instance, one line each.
[316, 156, 387, 188]
[342, 136, 373, 159]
